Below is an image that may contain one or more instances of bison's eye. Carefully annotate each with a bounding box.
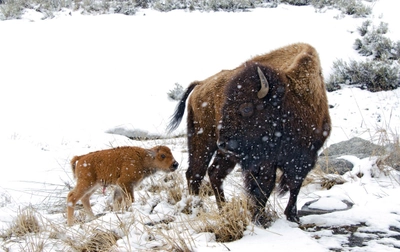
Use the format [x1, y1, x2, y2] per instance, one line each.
[161, 154, 166, 159]
[239, 103, 254, 117]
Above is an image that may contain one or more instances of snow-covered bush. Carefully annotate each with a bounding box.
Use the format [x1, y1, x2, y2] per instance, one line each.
[168, 83, 184, 101]
[355, 22, 399, 60]
[357, 19, 371, 36]
[328, 59, 400, 92]
[153, 0, 259, 12]
[0, 0, 28, 20]
[328, 21, 400, 92]
[0, 0, 373, 20]
[310, 0, 371, 17]
[280, 0, 310, 6]
[0, 0, 137, 19]
[337, 0, 371, 17]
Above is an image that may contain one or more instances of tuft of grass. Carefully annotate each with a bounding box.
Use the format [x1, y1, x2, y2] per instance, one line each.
[65, 227, 120, 251]
[82, 229, 120, 252]
[194, 194, 251, 242]
[9, 207, 41, 237]
[164, 173, 184, 205]
[375, 127, 400, 176]
[149, 225, 194, 252]
[304, 166, 347, 189]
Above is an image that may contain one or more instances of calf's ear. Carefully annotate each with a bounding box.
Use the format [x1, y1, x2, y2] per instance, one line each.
[147, 149, 156, 159]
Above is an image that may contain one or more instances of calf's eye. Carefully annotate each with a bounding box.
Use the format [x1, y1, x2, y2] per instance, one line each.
[239, 103, 254, 117]
[161, 154, 166, 159]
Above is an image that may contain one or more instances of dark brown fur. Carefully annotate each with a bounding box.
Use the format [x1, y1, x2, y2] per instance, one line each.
[67, 145, 178, 226]
[168, 43, 331, 225]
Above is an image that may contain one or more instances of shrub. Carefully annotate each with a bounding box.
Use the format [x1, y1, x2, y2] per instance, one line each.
[338, 0, 371, 17]
[168, 83, 184, 101]
[310, 0, 371, 17]
[0, 0, 373, 19]
[355, 22, 398, 60]
[280, 0, 310, 6]
[310, 0, 334, 10]
[0, 0, 25, 20]
[357, 20, 371, 37]
[328, 59, 400, 92]
[329, 20, 400, 92]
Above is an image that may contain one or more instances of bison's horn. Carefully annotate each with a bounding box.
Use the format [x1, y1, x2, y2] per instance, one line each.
[257, 67, 269, 99]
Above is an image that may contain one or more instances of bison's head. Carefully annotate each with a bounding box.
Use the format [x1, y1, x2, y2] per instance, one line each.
[217, 63, 287, 163]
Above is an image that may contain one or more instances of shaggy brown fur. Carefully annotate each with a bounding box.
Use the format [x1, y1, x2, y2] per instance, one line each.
[168, 43, 331, 225]
[66, 145, 179, 226]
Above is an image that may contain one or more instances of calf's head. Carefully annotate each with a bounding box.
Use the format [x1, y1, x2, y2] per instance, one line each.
[150, 146, 179, 172]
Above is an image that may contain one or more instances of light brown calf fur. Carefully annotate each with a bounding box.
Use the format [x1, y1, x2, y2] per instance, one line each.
[66, 145, 179, 226]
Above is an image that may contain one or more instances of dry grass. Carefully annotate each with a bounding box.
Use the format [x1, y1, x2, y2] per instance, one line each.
[81, 229, 120, 252]
[371, 126, 400, 185]
[144, 223, 194, 252]
[0, 160, 370, 251]
[303, 167, 347, 190]
[63, 225, 120, 252]
[2, 207, 41, 238]
[376, 129, 400, 172]
[191, 193, 252, 243]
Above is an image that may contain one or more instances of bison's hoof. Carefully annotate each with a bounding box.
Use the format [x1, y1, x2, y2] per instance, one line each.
[286, 214, 300, 224]
[253, 211, 278, 229]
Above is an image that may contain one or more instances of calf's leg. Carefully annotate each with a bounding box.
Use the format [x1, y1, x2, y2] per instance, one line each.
[114, 182, 135, 211]
[66, 181, 97, 226]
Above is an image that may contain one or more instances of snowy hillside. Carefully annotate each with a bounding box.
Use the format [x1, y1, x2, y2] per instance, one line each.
[0, 0, 399, 251]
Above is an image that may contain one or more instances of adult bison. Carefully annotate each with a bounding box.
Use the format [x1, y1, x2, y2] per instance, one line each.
[168, 43, 331, 225]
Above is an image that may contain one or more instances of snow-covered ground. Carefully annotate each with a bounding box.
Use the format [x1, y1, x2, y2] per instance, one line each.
[1, 0, 400, 251]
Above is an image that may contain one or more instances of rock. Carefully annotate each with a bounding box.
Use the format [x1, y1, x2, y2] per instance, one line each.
[320, 137, 386, 159]
[317, 155, 354, 175]
[317, 137, 387, 174]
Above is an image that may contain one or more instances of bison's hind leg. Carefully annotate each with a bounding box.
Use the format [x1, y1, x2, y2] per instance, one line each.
[207, 150, 237, 209]
[186, 134, 218, 195]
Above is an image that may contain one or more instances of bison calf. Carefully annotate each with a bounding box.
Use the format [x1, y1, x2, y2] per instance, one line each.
[66, 145, 179, 226]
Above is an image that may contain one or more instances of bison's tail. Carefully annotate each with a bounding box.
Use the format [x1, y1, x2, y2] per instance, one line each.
[167, 81, 198, 133]
[70, 156, 80, 180]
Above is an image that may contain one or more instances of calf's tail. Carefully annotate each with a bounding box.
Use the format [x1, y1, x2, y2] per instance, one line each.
[167, 81, 198, 133]
[70, 156, 80, 180]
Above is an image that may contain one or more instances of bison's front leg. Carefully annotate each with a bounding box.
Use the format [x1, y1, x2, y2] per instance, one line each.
[243, 162, 277, 228]
[285, 188, 300, 223]
[207, 150, 237, 209]
[281, 150, 318, 223]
